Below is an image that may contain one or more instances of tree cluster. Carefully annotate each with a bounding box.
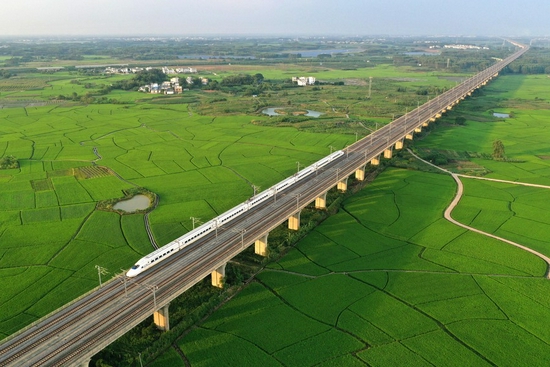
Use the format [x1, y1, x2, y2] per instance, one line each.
[0, 70, 14, 79]
[492, 140, 505, 159]
[0, 155, 19, 169]
[220, 73, 264, 86]
[133, 69, 167, 85]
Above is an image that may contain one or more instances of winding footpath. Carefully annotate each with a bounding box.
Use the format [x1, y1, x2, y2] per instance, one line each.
[407, 149, 550, 278]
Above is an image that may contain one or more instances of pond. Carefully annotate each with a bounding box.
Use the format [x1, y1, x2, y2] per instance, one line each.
[113, 195, 151, 212]
[493, 112, 510, 118]
[262, 108, 323, 117]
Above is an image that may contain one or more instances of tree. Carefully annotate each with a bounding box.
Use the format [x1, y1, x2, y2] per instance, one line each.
[455, 116, 466, 125]
[492, 140, 505, 159]
[133, 69, 166, 85]
[0, 155, 19, 169]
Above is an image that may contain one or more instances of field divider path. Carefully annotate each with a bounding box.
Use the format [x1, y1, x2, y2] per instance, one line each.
[407, 148, 550, 278]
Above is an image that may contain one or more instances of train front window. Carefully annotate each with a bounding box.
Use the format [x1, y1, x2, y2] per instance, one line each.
[131, 264, 139, 270]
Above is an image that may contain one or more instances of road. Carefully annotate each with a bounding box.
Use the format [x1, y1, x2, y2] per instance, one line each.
[0, 43, 529, 367]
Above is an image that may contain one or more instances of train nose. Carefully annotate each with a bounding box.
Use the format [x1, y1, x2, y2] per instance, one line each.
[126, 268, 139, 277]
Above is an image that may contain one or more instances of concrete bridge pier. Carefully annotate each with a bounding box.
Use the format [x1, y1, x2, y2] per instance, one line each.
[395, 140, 404, 150]
[153, 303, 170, 331]
[337, 177, 349, 192]
[414, 126, 422, 133]
[355, 166, 366, 181]
[384, 147, 393, 159]
[254, 233, 269, 256]
[288, 211, 301, 230]
[405, 133, 414, 140]
[78, 359, 91, 367]
[211, 263, 226, 288]
[422, 121, 429, 127]
[370, 155, 380, 166]
[315, 192, 328, 209]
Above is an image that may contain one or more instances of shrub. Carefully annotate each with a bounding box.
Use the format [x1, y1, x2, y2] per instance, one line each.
[0, 155, 19, 169]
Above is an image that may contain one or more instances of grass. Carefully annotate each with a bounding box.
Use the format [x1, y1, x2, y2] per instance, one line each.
[168, 166, 549, 366]
[160, 74, 550, 364]
[449, 178, 550, 258]
[3, 65, 550, 365]
[0, 94, 355, 336]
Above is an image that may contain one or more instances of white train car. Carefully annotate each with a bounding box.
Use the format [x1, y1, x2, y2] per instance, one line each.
[127, 219, 215, 277]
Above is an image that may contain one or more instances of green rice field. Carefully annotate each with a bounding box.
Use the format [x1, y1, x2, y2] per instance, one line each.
[0, 101, 353, 338]
[151, 74, 550, 366]
[0, 63, 464, 339]
[157, 168, 549, 367]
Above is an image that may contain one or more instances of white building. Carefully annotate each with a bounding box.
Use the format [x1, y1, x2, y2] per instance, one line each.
[292, 76, 316, 86]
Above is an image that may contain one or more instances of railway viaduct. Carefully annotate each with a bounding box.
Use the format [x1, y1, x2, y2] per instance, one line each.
[0, 42, 529, 367]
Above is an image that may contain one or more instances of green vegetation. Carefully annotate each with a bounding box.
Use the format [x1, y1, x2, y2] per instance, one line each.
[147, 73, 550, 366]
[0, 155, 18, 169]
[2, 37, 548, 366]
[491, 139, 505, 159]
[159, 168, 549, 367]
[0, 100, 354, 339]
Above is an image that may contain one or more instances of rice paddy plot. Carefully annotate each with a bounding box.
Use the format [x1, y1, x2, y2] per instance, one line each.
[448, 319, 550, 366]
[402, 330, 492, 367]
[176, 327, 283, 367]
[276, 274, 375, 325]
[443, 231, 545, 276]
[0, 267, 74, 337]
[121, 214, 153, 255]
[475, 276, 550, 343]
[78, 175, 132, 201]
[0, 189, 35, 210]
[21, 207, 61, 224]
[451, 177, 550, 258]
[51, 176, 93, 205]
[357, 340, 434, 367]
[76, 211, 128, 248]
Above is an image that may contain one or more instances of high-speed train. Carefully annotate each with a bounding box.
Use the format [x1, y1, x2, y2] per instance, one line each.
[126, 150, 344, 277]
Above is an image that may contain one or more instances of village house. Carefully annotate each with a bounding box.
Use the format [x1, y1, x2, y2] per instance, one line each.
[292, 76, 316, 86]
[133, 67, 207, 94]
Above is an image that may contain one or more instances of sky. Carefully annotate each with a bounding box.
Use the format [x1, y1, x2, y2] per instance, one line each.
[0, 0, 548, 37]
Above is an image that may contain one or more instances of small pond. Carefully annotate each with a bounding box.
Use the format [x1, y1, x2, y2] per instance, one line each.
[262, 108, 323, 117]
[113, 195, 151, 212]
[493, 112, 510, 118]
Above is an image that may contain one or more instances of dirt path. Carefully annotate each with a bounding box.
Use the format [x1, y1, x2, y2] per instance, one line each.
[407, 149, 550, 278]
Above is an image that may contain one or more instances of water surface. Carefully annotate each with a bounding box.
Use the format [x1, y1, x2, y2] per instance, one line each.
[113, 195, 151, 212]
[262, 108, 323, 117]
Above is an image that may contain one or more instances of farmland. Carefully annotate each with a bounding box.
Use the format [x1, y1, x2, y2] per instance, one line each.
[0, 51, 473, 339]
[150, 74, 550, 366]
[0, 101, 357, 338]
[2, 37, 549, 365]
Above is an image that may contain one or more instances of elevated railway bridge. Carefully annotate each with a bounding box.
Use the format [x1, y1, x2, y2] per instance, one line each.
[0, 42, 529, 367]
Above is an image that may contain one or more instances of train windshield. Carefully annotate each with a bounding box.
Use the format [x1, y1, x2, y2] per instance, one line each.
[131, 264, 139, 270]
